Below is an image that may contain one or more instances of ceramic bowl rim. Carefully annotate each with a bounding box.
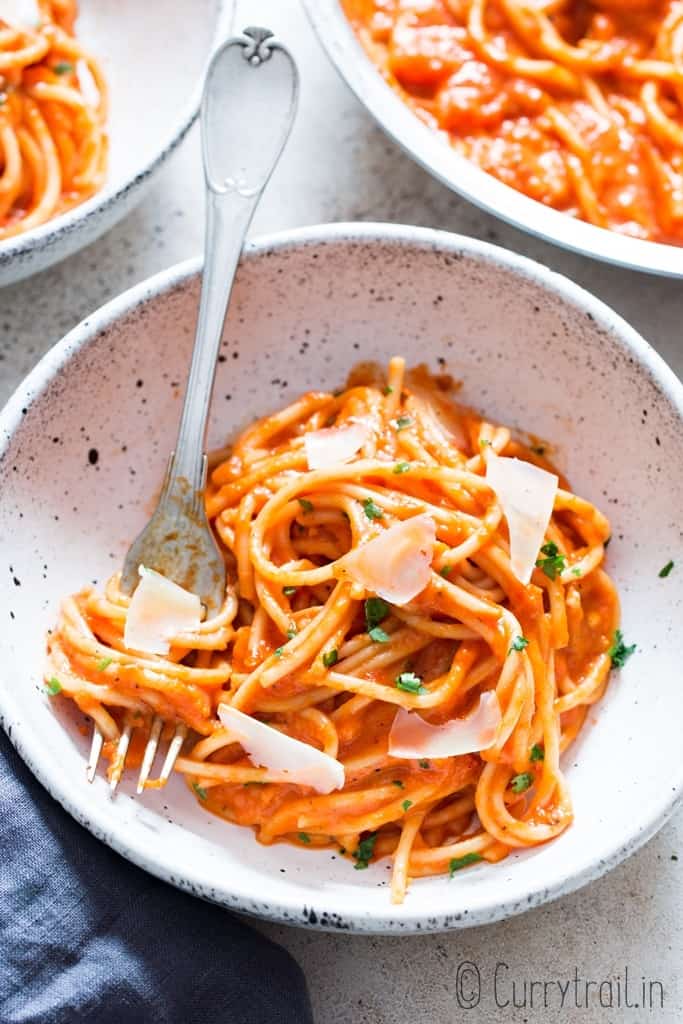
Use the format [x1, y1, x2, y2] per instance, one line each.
[1, 222, 682, 933]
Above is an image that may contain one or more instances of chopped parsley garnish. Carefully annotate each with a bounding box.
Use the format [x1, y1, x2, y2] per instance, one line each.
[274, 646, 284, 658]
[393, 460, 411, 474]
[45, 676, 62, 695]
[659, 560, 674, 578]
[365, 596, 389, 631]
[571, 568, 582, 577]
[511, 772, 534, 794]
[298, 832, 311, 844]
[608, 629, 636, 668]
[383, 385, 394, 395]
[395, 415, 413, 431]
[535, 541, 566, 580]
[286, 627, 297, 640]
[283, 586, 297, 596]
[368, 626, 390, 643]
[530, 744, 545, 763]
[402, 799, 413, 812]
[322, 649, 338, 668]
[297, 498, 313, 514]
[353, 832, 377, 869]
[392, 779, 404, 788]
[362, 497, 384, 520]
[479, 438, 491, 448]
[509, 635, 529, 653]
[96, 656, 112, 671]
[449, 853, 482, 875]
[53, 61, 73, 75]
[395, 672, 426, 694]
[439, 564, 453, 577]
[418, 759, 430, 769]
[192, 782, 207, 801]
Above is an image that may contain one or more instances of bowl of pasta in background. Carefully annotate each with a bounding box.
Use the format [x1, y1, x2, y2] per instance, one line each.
[1, 222, 682, 932]
[302, 0, 683, 278]
[0, 0, 233, 287]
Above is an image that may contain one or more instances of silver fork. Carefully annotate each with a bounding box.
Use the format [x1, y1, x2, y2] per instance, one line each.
[87, 26, 299, 795]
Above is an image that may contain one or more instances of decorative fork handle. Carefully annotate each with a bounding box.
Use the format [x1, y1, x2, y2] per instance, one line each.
[166, 27, 299, 495]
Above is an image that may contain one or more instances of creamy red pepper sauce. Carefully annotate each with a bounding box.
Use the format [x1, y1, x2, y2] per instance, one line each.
[343, 0, 683, 244]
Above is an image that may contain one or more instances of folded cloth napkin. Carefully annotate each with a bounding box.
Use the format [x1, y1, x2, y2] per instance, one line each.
[0, 732, 313, 1024]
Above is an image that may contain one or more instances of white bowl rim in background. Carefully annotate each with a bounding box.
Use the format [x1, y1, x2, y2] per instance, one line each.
[302, 0, 683, 278]
[1, 222, 682, 933]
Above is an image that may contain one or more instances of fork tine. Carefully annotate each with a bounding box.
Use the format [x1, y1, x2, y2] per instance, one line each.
[136, 715, 163, 794]
[86, 724, 104, 783]
[109, 722, 132, 795]
[159, 722, 187, 785]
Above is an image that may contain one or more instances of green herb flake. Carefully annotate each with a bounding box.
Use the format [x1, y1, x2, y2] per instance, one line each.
[511, 772, 534, 794]
[96, 656, 113, 671]
[192, 782, 207, 801]
[571, 568, 583, 577]
[383, 385, 394, 396]
[53, 61, 73, 75]
[286, 627, 298, 640]
[418, 759, 431, 770]
[659, 560, 674, 578]
[274, 646, 284, 659]
[449, 853, 482, 876]
[322, 649, 338, 669]
[368, 626, 390, 644]
[402, 799, 413, 812]
[530, 744, 545, 763]
[535, 541, 567, 580]
[298, 832, 311, 844]
[297, 498, 314, 514]
[395, 672, 426, 695]
[479, 438, 491, 448]
[395, 415, 413, 431]
[362, 497, 384, 521]
[353, 832, 377, 870]
[439, 564, 453, 577]
[608, 629, 636, 669]
[392, 779, 404, 789]
[283, 586, 297, 597]
[393, 460, 411, 474]
[365, 596, 389, 631]
[509, 635, 529, 653]
[45, 676, 62, 696]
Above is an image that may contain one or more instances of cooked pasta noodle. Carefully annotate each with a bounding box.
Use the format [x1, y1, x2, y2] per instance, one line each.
[47, 357, 622, 903]
[0, 0, 107, 239]
[343, 0, 683, 244]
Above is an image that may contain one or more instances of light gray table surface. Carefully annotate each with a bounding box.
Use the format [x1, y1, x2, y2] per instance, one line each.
[2, 1, 681, 1021]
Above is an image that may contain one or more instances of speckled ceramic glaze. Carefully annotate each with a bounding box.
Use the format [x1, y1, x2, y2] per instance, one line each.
[303, 1, 683, 278]
[0, 0, 233, 287]
[1, 224, 682, 933]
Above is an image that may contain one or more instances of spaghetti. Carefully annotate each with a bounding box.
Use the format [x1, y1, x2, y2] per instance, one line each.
[47, 358, 623, 904]
[343, 0, 683, 245]
[0, 0, 107, 239]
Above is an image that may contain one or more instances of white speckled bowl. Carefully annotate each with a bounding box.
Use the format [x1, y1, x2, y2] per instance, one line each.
[1, 224, 682, 933]
[303, 0, 683, 278]
[0, 0, 233, 287]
